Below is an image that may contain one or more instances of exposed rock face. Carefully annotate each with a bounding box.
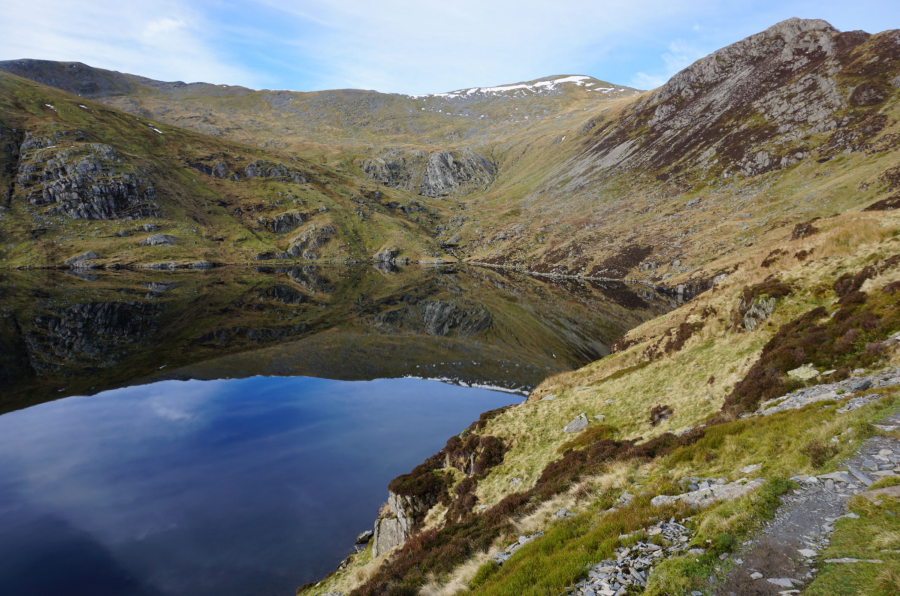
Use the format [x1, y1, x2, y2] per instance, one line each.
[419, 150, 496, 198]
[243, 160, 307, 184]
[361, 152, 415, 189]
[0, 126, 21, 203]
[419, 300, 492, 336]
[361, 148, 495, 198]
[282, 225, 334, 258]
[373, 247, 399, 262]
[567, 18, 900, 186]
[265, 212, 303, 234]
[741, 296, 777, 331]
[139, 234, 176, 247]
[14, 127, 160, 220]
[190, 161, 231, 179]
[372, 491, 434, 557]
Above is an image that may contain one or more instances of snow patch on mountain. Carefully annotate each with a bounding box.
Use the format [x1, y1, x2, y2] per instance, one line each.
[409, 75, 595, 99]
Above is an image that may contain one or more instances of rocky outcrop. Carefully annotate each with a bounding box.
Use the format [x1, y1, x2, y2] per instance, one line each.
[14, 127, 160, 220]
[243, 160, 307, 184]
[190, 160, 233, 179]
[740, 296, 777, 331]
[491, 532, 544, 565]
[263, 212, 303, 234]
[651, 477, 765, 509]
[139, 234, 176, 247]
[372, 491, 434, 557]
[361, 152, 417, 189]
[756, 368, 900, 416]
[419, 150, 496, 198]
[280, 225, 334, 259]
[373, 247, 399, 262]
[0, 125, 21, 202]
[563, 413, 589, 433]
[64, 251, 98, 268]
[361, 148, 495, 198]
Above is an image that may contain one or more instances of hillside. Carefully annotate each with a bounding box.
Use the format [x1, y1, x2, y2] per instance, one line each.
[0, 60, 637, 147]
[304, 206, 900, 596]
[0, 68, 483, 269]
[2, 18, 900, 294]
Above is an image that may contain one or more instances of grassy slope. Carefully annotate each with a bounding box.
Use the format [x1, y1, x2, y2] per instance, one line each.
[0, 70, 461, 268]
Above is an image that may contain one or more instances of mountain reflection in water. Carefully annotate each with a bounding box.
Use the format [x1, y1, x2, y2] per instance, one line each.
[0, 264, 675, 596]
[0, 264, 673, 413]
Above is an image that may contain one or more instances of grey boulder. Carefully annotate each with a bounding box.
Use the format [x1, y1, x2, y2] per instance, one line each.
[139, 234, 176, 247]
[563, 413, 589, 433]
[64, 251, 98, 267]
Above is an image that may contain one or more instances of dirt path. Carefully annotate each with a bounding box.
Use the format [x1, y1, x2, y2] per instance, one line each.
[717, 409, 900, 596]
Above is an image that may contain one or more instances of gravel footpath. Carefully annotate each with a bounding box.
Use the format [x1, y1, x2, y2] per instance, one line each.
[717, 408, 900, 596]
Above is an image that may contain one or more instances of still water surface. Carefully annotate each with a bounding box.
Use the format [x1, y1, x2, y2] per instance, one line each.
[0, 376, 515, 596]
[0, 265, 673, 595]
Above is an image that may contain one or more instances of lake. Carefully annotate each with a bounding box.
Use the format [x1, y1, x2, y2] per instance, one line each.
[0, 265, 673, 596]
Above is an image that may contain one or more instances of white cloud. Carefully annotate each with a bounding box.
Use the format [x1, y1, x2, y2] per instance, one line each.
[254, 0, 704, 94]
[629, 39, 708, 90]
[629, 72, 669, 90]
[0, 0, 258, 86]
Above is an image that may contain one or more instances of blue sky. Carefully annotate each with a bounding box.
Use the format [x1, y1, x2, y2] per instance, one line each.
[2, 1, 899, 95]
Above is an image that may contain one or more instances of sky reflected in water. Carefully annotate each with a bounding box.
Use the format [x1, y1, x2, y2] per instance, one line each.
[0, 376, 518, 596]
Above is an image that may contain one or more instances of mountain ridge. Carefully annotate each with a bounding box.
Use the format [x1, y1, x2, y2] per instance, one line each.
[2, 17, 900, 288]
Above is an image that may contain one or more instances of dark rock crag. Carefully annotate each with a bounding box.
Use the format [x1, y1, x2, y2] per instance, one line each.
[14, 126, 160, 220]
[362, 148, 496, 198]
[244, 160, 308, 184]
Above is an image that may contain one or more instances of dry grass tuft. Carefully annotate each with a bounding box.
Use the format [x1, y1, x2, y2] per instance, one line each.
[418, 550, 493, 596]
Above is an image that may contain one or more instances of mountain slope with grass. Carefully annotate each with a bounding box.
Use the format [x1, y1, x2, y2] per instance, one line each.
[0, 68, 477, 269]
[3, 19, 900, 291]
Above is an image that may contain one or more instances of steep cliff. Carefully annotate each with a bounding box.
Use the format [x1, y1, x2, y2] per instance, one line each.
[372, 491, 434, 557]
[361, 148, 496, 198]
